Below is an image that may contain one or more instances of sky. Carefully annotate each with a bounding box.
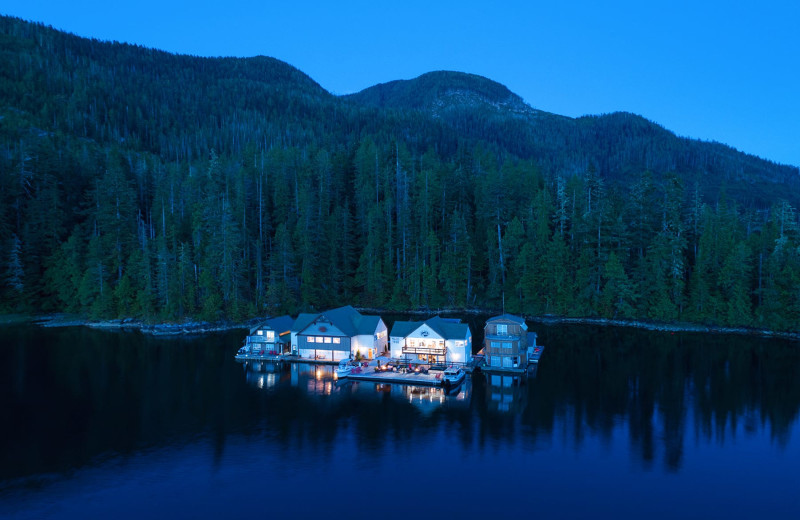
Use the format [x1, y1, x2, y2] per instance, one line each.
[3, 0, 799, 167]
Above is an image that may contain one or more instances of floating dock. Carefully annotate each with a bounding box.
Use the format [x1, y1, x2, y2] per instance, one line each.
[234, 353, 339, 365]
[470, 344, 546, 375]
[346, 367, 444, 387]
[529, 344, 545, 364]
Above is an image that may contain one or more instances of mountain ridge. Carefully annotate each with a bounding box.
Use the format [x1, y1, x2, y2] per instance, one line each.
[2, 15, 800, 332]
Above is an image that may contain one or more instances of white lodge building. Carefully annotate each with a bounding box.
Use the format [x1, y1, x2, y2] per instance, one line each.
[291, 305, 388, 361]
[389, 316, 472, 365]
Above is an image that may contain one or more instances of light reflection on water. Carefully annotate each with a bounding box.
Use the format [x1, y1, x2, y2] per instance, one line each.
[1, 323, 800, 518]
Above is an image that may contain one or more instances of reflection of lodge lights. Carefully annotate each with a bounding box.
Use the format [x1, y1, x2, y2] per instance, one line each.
[315, 368, 322, 380]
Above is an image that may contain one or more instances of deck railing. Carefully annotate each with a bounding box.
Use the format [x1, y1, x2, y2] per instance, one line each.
[402, 345, 447, 356]
[486, 346, 523, 357]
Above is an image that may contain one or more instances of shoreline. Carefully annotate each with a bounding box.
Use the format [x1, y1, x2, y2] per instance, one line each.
[4, 310, 799, 341]
[360, 308, 800, 341]
[28, 314, 256, 336]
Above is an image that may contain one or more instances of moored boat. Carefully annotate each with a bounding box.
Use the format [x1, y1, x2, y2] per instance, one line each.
[442, 366, 465, 389]
[335, 359, 354, 378]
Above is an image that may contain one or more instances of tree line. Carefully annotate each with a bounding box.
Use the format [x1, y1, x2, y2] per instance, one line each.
[2, 133, 799, 332]
[1, 16, 799, 331]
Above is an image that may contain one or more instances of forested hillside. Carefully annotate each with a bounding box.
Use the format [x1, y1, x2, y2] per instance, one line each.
[1, 16, 799, 331]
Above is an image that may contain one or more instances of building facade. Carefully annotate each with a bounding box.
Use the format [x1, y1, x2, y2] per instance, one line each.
[390, 316, 472, 365]
[291, 305, 388, 361]
[243, 315, 294, 355]
[483, 314, 533, 369]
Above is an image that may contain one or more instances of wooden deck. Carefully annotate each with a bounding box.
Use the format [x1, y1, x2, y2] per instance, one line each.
[346, 367, 444, 387]
[529, 344, 545, 363]
[234, 353, 340, 365]
[470, 344, 546, 375]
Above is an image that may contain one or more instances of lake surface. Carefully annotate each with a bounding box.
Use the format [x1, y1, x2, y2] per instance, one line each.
[1, 320, 799, 519]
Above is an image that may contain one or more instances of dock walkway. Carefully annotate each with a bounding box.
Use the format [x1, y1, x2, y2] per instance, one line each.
[234, 353, 339, 365]
[347, 367, 443, 387]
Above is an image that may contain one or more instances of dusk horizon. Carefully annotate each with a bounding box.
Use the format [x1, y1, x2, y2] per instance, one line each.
[3, 0, 798, 167]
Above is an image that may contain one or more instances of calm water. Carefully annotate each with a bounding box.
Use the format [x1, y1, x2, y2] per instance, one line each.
[1, 320, 799, 519]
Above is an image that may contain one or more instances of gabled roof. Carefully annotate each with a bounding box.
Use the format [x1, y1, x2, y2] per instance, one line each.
[391, 320, 422, 338]
[266, 315, 294, 335]
[292, 305, 382, 337]
[355, 314, 383, 336]
[487, 313, 526, 324]
[250, 315, 294, 335]
[390, 315, 471, 341]
[487, 313, 527, 328]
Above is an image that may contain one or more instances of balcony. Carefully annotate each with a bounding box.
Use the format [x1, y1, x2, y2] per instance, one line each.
[403, 345, 447, 356]
[486, 346, 522, 357]
[485, 333, 523, 342]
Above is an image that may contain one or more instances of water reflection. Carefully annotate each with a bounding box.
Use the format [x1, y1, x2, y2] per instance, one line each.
[1, 323, 799, 488]
[486, 374, 527, 413]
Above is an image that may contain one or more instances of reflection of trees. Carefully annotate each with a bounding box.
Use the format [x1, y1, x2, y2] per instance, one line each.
[1, 324, 798, 482]
[527, 325, 800, 470]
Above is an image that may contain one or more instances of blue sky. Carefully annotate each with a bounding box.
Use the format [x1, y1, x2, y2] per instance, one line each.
[4, 0, 799, 166]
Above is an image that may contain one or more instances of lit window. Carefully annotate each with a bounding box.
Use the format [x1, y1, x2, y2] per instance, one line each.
[308, 337, 316, 343]
[323, 337, 332, 344]
[410, 340, 416, 348]
[316, 336, 324, 343]
[497, 324, 507, 335]
[256, 330, 263, 335]
[333, 338, 341, 344]
[266, 331, 275, 341]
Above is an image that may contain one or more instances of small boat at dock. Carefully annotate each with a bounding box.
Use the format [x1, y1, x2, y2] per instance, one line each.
[335, 359, 355, 378]
[442, 366, 465, 389]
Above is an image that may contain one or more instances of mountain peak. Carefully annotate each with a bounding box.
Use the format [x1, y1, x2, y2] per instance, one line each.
[345, 70, 535, 116]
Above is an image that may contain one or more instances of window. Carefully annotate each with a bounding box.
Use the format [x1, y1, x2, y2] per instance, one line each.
[308, 337, 316, 343]
[491, 342, 500, 349]
[503, 342, 512, 349]
[256, 330, 263, 336]
[409, 340, 416, 348]
[266, 331, 275, 341]
[333, 338, 341, 344]
[497, 324, 508, 335]
[323, 337, 332, 344]
[455, 341, 464, 347]
[316, 336, 324, 343]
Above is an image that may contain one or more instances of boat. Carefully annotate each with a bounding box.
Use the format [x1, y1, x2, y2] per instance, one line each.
[335, 359, 354, 378]
[442, 366, 465, 389]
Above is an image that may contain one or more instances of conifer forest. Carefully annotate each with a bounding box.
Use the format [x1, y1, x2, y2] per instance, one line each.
[1, 17, 799, 331]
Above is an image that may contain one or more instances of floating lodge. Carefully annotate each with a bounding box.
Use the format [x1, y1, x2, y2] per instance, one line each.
[236, 306, 545, 386]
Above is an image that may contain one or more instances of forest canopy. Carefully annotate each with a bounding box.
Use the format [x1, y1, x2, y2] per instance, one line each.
[1, 16, 799, 332]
